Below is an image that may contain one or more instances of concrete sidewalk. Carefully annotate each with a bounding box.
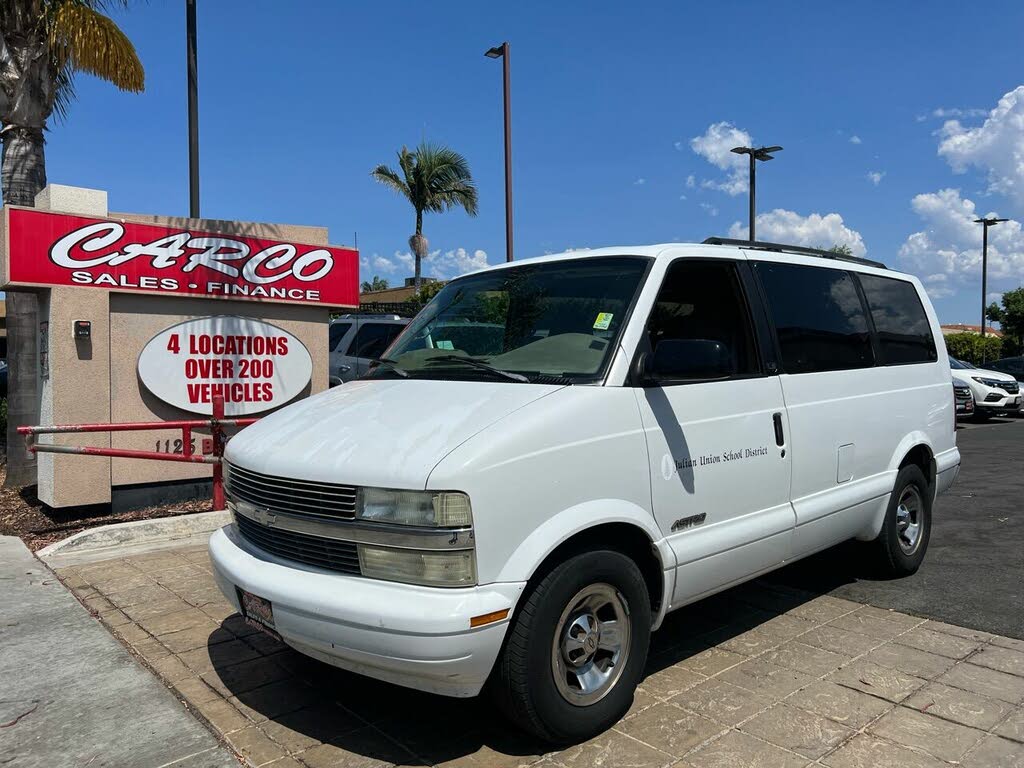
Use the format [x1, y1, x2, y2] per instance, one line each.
[0, 535, 239, 768]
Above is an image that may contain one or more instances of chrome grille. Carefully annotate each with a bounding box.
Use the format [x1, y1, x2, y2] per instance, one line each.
[997, 381, 1019, 394]
[225, 462, 357, 522]
[235, 515, 361, 575]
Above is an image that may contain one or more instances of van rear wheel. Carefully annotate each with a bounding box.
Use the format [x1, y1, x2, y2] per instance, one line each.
[492, 550, 650, 744]
[870, 464, 932, 576]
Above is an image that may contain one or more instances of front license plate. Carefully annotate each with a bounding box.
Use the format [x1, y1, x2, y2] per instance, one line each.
[237, 588, 281, 640]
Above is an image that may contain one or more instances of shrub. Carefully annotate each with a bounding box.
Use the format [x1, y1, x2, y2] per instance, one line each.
[943, 333, 1004, 366]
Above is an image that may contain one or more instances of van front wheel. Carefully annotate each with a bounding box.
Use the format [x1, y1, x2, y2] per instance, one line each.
[871, 464, 932, 576]
[492, 550, 650, 744]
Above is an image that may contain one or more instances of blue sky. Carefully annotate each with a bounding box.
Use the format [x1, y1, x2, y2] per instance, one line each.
[42, 0, 1024, 325]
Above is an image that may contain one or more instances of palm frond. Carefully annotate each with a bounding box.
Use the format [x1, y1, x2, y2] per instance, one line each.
[370, 163, 412, 202]
[372, 141, 478, 221]
[49, 1, 144, 92]
[51, 62, 76, 122]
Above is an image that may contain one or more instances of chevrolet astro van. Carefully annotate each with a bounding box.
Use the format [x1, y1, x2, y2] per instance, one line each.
[210, 239, 961, 742]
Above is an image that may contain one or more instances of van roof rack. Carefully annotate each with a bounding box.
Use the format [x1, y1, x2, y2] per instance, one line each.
[702, 237, 887, 270]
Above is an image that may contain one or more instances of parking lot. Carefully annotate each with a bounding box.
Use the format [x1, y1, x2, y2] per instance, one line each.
[769, 416, 1024, 639]
[52, 417, 1024, 768]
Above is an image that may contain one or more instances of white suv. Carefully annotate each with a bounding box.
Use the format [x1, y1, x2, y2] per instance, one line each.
[328, 314, 409, 384]
[948, 357, 1021, 418]
[212, 239, 959, 742]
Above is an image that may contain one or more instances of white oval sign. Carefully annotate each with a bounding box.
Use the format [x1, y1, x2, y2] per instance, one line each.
[138, 315, 312, 416]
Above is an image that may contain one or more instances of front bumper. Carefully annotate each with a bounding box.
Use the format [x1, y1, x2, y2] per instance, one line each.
[977, 393, 1022, 411]
[209, 525, 525, 697]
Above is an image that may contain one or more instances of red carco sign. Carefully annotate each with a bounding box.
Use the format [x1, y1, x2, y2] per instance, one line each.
[4, 208, 358, 306]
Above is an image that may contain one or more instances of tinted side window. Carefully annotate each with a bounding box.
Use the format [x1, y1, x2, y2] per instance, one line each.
[756, 262, 873, 374]
[858, 274, 937, 365]
[350, 323, 396, 359]
[645, 260, 759, 379]
[328, 322, 351, 351]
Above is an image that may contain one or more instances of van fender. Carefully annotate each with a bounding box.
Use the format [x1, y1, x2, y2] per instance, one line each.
[495, 499, 676, 626]
[859, 431, 935, 541]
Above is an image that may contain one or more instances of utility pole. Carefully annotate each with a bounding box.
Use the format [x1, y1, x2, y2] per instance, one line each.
[730, 145, 782, 242]
[485, 42, 513, 262]
[186, 0, 200, 218]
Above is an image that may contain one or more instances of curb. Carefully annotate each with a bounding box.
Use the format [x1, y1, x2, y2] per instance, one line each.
[38, 510, 230, 568]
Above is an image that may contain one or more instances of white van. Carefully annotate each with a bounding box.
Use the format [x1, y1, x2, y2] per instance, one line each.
[210, 239, 960, 742]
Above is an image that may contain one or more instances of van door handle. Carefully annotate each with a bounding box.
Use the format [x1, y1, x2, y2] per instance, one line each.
[772, 412, 785, 446]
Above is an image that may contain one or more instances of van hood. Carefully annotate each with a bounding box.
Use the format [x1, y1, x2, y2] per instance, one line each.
[225, 379, 564, 489]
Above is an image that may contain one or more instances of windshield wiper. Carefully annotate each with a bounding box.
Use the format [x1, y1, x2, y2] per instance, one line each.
[368, 357, 409, 378]
[426, 354, 529, 383]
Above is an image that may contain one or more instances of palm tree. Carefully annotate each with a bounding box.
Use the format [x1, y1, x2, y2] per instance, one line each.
[371, 142, 478, 289]
[1, 0, 144, 205]
[360, 276, 389, 293]
[1, 0, 144, 486]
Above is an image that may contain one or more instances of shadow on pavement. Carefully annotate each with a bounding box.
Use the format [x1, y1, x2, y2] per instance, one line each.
[206, 557, 892, 764]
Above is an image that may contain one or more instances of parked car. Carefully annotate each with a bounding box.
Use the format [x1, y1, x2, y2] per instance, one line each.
[988, 355, 1024, 384]
[212, 240, 960, 742]
[953, 377, 974, 419]
[948, 357, 1021, 418]
[328, 314, 409, 384]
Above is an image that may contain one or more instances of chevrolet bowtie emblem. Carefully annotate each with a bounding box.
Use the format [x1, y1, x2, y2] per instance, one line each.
[252, 507, 277, 527]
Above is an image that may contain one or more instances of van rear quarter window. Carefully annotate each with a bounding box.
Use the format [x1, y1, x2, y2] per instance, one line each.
[755, 261, 874, 374]
[858, 274, 937, 365]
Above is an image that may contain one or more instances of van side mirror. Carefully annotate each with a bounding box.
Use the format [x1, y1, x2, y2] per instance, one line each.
[650, 339, 734, 381]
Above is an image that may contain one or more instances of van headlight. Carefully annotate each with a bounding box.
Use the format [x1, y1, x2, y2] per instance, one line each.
[357, 488, 472, 527]
[357, 544, 475, 586]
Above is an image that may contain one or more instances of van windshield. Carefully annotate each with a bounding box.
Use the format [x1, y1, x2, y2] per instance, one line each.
[366, 256, 650, 383]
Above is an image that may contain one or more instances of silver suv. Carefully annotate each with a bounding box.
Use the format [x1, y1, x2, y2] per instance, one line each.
[329, 315, 409, 385]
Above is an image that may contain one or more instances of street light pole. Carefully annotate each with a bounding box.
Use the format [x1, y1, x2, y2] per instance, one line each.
[748, 152, 756, 242]
[186, 0, 200, 219]
[731, 145, 783, 242]
[974, 216, 1008, 342]
[485, 42, 513, 262]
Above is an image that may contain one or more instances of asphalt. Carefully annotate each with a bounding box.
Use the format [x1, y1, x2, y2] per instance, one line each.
[767, 416, 1024, 639]
[0, 535, 239, 768]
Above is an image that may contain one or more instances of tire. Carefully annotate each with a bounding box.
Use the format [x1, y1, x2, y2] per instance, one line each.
[491, 550, 651, 744]
[870, 464, 932, 576]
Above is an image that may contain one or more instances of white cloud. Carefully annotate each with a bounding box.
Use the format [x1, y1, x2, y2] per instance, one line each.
[867, 170, 886, 186]
[849, 135, 862, 145]
[363, 248, 490, 280]
[699, 202, 719, 217]
[937, 86, 1024, 208]
[933, 107, 988, 119]
[685, 174, 696, 188]
[690, 121, 752, 196]
[633, 178, 646, 186]
[727, 209, 867, 257]
[897, 188, 1024, 299]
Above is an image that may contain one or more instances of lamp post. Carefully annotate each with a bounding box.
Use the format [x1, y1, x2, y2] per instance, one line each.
[186, 0, 200, 218]
[730, 145, 782, 242]
[485, 42, 513, 262]
[974, 216, 1008, 342]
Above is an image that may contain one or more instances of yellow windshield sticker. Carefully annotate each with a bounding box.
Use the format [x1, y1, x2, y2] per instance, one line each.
[593, 312, 614, 330]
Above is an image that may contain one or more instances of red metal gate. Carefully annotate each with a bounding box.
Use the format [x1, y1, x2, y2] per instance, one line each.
[17, 396, 257, 508]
